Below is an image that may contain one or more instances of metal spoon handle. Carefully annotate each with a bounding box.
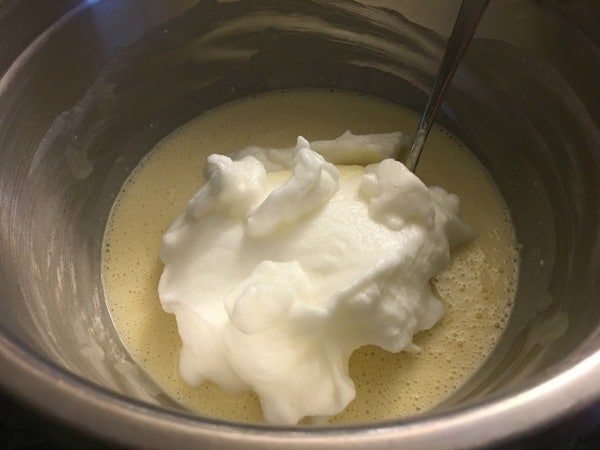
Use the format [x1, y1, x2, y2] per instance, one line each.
[405, 0, 489, 172]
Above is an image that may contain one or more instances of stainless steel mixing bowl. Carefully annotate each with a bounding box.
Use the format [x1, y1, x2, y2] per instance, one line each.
[1, 1, 599, 448]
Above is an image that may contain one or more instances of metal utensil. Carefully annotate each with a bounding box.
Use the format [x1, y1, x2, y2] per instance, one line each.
[405, 0, 490, 171]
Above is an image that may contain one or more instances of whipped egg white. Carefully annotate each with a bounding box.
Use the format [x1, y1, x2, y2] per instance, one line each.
[158, 132, 471, 425]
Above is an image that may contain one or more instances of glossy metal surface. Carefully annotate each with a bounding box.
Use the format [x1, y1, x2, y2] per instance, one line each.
[0, 1, 599, 448]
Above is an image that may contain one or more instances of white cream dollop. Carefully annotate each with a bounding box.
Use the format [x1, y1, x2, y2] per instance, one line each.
[158, 132, 471, 425]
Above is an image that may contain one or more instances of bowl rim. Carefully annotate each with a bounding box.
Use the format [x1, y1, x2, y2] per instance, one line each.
[2, 325, 600, 449]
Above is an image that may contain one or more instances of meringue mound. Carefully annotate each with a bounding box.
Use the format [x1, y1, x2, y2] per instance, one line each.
[158, 135, 471, 424]
[102, 89, 518, 425]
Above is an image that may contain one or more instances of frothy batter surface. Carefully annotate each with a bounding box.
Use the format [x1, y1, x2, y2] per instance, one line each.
[102, 89, 517, 424]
